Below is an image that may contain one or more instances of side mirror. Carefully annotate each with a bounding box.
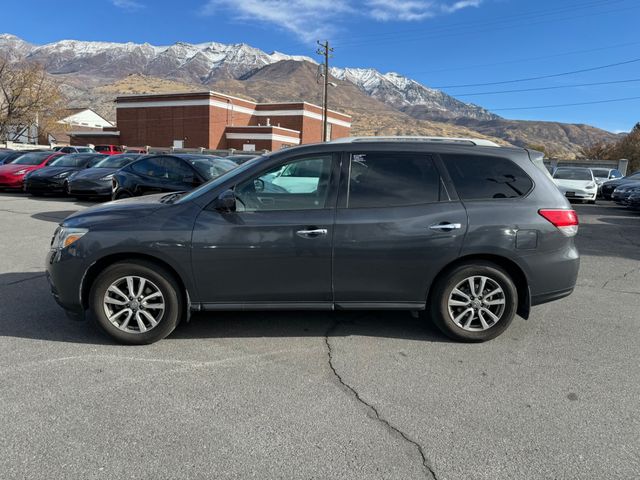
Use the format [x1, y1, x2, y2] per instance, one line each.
[215, 189, 236, 212]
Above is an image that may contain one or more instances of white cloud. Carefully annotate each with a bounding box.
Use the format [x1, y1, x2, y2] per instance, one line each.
[111, 0, 144, 10]
[368, 0, 482, 21]
[202, 0, 352, 42]
[201, 0, 482, 42]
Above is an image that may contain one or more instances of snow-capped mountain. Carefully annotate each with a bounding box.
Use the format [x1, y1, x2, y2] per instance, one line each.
[9, 35, 316, 83]
[331, 67, 496, 120]
[1, 34, 495, 120]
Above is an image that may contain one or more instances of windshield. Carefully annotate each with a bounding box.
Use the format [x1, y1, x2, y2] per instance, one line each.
[11, 152, 53, 165]
[93, 154, 139, 169]
[590, 168, 609, 178]
[189, 157, 238, 180]
[627, 172, 640, 179]
[177, 154, 268, 204]
[50, 154, 94, 167]
[554, 168, 592, 181]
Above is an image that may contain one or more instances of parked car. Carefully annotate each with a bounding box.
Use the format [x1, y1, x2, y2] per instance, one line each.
[124, 148, 147, 154]
[24, 153, 107, 195]
[0, 149, 43, 165]
[601, 171, 640, 200]
[94, 145, 124, 155]
[111, 154, 237, 200]
[46, 137, 579, 345]
[67, 154, 143, 198]
[626, 191, 640, 210]
[611, 183, 640, 205]
[53, 146, 96, 154]
[0, 151, 63, 190]
[552, 167, 597, 203]
[590, 167, 623, 196]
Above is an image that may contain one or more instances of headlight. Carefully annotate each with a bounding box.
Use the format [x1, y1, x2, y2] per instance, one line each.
[51, 226, 88, 250]
[586, 183, 596, 189]
[53, 171, 72, 179]
[99, 173, 114, 181]
[13, 169, 28, 175]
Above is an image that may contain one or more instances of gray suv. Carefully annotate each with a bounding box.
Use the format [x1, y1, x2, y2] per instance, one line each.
[46, 137, 580, 344]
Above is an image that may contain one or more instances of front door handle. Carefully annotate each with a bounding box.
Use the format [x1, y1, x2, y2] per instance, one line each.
[429, 223, 462, 232]
[296, 228, 328, 238]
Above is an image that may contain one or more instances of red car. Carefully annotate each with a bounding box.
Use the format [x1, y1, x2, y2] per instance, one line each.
[0, 151, 63, 190]
[94, 145, 124, 155]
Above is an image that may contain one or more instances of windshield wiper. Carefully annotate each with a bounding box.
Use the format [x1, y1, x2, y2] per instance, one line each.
[160, 192, 186, 204]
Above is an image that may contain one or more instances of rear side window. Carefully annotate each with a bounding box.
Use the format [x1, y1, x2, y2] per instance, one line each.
[442, 154, 533, 200]
[347, 152, 440, 208]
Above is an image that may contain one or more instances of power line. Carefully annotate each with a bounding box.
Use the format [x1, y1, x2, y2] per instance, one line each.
[454, 78, 640, 97]
[491, 95, 640, 111]
[332, 0, 624, 45]
[333, 0, 633, 48]
[400, 40, 640, 76]
[433, 57, 640, 89]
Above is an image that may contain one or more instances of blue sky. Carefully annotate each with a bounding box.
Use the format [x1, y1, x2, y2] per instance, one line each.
[4, 0, 640, 132]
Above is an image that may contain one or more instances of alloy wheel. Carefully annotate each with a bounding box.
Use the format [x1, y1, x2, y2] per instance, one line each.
[447, 276, 506, 331]
[102, 276, 165, 333]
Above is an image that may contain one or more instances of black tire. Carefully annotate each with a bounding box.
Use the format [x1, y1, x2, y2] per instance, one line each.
[427, 261, 518, 342]
[90, 260, 183, 345]
[114, 190, 133, 200]
[588, 200, 596, 205]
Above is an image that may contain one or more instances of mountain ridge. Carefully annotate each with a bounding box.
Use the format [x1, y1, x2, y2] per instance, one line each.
[0, 33, 622, 158]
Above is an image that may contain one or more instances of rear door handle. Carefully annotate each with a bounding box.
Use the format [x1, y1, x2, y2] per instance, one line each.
[296, 228, 328, 238]
[429, 223, 462, 232]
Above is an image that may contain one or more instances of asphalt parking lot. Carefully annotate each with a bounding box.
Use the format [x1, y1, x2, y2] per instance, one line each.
[1, 192, 639, 480]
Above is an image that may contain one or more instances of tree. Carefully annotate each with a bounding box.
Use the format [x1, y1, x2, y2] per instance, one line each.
[614, 122, 640, 172]
[578, 141, 613, 160]
[0, 56, 64, 143]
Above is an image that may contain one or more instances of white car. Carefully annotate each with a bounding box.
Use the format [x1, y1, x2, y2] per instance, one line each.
[552, 167, 598, 204]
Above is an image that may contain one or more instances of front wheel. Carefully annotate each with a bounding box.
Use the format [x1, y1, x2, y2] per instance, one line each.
[90, 261, 183, 344]
[113, 190, 133, 200]
[427, 261, 518, 342]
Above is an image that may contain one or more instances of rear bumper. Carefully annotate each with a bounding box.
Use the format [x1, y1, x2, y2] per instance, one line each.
[526, 243, 580, 307]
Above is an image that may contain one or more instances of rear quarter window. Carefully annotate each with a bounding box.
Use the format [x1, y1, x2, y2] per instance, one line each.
[442, 154, 533, 200]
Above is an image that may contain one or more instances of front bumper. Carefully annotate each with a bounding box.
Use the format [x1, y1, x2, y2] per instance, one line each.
[560, 189, 597, 201]
[46, 248, 87, 317]
[68, 179, 111, 196]
[0, 175, 25, 189]
[25, 177, 66, 193]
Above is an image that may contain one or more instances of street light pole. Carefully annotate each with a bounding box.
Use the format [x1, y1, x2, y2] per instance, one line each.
[316, 40, 333, 142]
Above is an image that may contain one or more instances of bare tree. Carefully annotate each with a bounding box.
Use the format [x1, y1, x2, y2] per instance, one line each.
[0, 56, 64, 143]
[578, 141, 614, 160]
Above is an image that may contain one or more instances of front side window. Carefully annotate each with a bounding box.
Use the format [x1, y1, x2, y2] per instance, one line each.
[442, 154, 534, 200]
[347, 152, 440, 208]
[235, 155, 333, 211]
[130, 158, 165, 177]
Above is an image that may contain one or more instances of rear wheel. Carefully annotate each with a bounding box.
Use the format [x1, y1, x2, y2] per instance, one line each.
[427, 261, 518, 342]
[90, 261, 183, 344]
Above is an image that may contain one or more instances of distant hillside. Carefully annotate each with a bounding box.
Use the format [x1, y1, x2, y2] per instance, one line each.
[0, 33, 624, 158]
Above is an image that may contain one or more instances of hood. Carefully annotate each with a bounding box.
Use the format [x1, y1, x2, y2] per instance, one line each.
[0, 163, 38, 174]
[603, 177, 637, 187]
[63, 193, 170, 227]
[30, 166, 82, 178]
[70, 167, 116, 180]
[554, 179, 593, 188]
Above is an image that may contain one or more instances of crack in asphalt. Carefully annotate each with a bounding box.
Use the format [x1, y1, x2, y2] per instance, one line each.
[324, 320, 438, 480]
[1, 273, 46, 288]
[601, 266, 640, 290]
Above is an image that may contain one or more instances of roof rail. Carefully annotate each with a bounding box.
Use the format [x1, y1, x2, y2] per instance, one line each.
[329, 136, 501, 147]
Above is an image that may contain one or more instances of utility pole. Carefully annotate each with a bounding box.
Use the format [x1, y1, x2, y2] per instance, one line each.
[316, 40, 333, 142]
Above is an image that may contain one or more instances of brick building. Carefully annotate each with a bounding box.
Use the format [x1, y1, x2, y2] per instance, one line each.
[70, 91, 352, 151]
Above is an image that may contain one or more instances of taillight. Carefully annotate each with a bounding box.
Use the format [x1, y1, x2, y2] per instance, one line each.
[538, 209, 579, 237]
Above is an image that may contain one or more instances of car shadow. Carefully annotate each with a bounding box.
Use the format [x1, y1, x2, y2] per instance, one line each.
[0, 271, 451, 345]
